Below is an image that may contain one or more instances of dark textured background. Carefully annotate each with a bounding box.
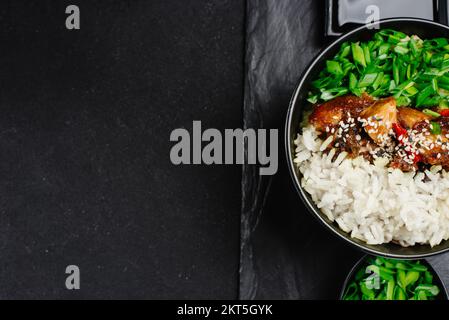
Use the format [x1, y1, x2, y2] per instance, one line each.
[1, 0, 448, 301]
[0, 0, 243, 299]
[241, 0, 449, 300]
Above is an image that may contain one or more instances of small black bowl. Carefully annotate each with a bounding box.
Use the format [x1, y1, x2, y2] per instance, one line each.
[285, 18, 449, 259]
[339, 255, 449, 300]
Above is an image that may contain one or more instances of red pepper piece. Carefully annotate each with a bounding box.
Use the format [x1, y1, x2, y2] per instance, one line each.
[439, 109, 449, 117]
[393, 122, 422, 164]
[413, 153, 422, 164]
[392, 123, 408, 142]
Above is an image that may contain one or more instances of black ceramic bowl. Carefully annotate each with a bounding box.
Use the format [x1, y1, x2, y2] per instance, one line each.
[339, 255, 449, 300]
[285, 18, 449, 258]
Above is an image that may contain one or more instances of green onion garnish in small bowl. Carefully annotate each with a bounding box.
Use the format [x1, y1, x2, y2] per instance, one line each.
[340, 255, 448, 300]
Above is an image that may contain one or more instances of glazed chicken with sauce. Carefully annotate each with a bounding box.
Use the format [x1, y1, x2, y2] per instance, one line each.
[309, 95, 449, 171]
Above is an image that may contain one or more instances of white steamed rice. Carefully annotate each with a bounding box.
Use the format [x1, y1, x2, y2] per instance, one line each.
[294, 125, 449, 247]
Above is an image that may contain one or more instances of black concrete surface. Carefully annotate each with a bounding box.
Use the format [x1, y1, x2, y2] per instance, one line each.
[0, 0, 244, 299]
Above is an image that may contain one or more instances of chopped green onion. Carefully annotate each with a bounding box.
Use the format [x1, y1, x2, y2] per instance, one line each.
[405, 85, 419, 96]
[430, 121, 442, 135]
[320, 87, 348, 101]
[417, 290, 428, 300]
[404, 271, 420, 287]
[358, 73, 378, 88]
[422, 96, 441, 107]
[393, 57, 400, 86]
[417, 85, 436, 107]
[394, 45, 409, 55]
[396, 96, 411, 106]
[372, 72, 384, 90]
[360, 281, 375, 300]
[326, 60, 343, 75]
[351, 43, 366, 67]
[394, 287, 407, 300]
[410, 38, 419, 55]
[342, 257, 442, 301]
[423, 109, 441, 117]
[424, 51, 433, 64]
[439, 99, 449, 109]
[431, 52, 445, 66]
[363, 44, 372, 65]
[386, 280, 395, 300]
[307, 94, 318, 104]
[409, 263, 428, 272]
[415, 284, 440, 297]
[424, 271, 433, 283]
[428, 38, 449, 48]
[432, 78, 439, 92]
[339, 43, 351, 59]
[308, 30, 449, 107]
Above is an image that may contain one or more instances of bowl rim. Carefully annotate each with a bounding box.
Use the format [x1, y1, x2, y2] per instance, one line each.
[285, 17, 449, 259]
[338, 255, 449, 300]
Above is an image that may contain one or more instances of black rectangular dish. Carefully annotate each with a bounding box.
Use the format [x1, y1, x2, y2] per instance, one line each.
[325, 0, 444, 36]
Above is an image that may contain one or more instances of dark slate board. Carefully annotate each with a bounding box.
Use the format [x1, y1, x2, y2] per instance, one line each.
[241, 0, 449, 300]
